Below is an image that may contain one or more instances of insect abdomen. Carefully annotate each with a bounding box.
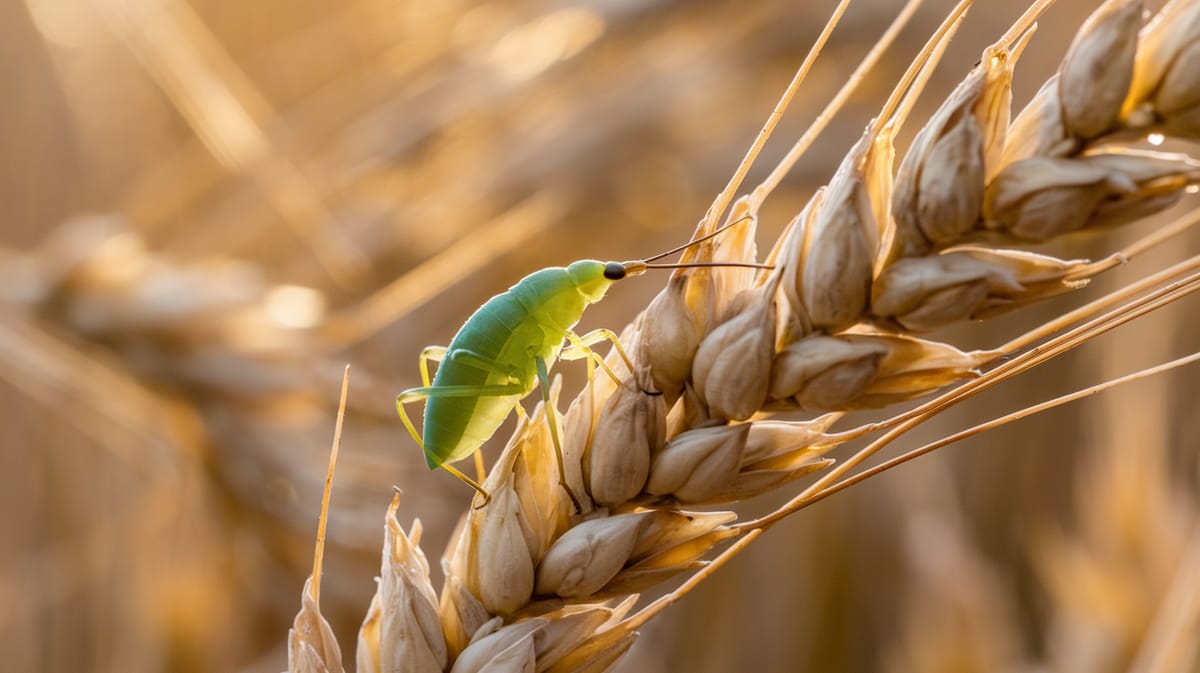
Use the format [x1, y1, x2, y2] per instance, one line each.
[420, 263, 607, 469]
[423, 291, 540, 467]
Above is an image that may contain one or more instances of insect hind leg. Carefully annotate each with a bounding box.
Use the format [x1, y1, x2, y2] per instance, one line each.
[441, 463, 489, 508]
[412, 344, 524, 488]
[418, 346, 447, 387]
[396, 382, 525, 507]
[422, 346, 526, 386]
[395, 387, 433, 463]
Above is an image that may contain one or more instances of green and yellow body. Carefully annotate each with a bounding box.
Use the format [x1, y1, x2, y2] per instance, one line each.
[408, 260, 617, 470]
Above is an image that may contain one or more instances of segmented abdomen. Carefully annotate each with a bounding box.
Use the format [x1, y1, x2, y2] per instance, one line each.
[422, 291, 540, 467]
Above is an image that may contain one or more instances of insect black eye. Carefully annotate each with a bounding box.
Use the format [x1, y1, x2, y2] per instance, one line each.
[603, 262, 626, 280]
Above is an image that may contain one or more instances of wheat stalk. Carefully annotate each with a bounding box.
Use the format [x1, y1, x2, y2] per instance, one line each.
[286, 1, 1200, 671]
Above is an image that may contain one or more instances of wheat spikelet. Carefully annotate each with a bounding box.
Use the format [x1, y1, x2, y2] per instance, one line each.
[268, 1, 1200, 670]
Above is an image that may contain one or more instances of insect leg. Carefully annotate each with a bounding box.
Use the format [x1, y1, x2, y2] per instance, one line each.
[473, 449, 486, 486]
[569, 328, 635, 371]
[565, 333, 601, 452]
[396, 382, 525, 508]
[418, 346, 447, 387]
[534, 355, 583, 514]
[508, 401, 532, 483]
[561, 329, 630, 387]
[395, 388, 431, 456]
[441, 462, 489, 508]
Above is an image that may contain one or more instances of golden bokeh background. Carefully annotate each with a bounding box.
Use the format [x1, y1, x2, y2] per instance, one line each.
[2, 0, 1197, 671]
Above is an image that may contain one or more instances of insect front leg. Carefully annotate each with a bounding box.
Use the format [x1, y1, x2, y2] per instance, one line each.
[561, 328, 634, 388]
[534, 355, 584, 514]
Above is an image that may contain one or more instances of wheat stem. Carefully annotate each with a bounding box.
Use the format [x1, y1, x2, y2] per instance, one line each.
[616, 529, 763, 633]
[815, 350, 1200, 504]
[1006, 249, 1200, 354]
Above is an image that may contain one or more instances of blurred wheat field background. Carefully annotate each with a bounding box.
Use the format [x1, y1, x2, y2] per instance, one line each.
[2, 0, 1198, 671]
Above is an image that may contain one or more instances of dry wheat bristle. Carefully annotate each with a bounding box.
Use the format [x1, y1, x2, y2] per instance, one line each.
[282, 0, 1200, 670]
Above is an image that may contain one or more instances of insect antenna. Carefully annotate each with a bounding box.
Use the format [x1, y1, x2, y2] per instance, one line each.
[615, 258, 774, 279]
[644, 262, 774, 270]
[609, 214, 769, 279]
[641, 214, 755, 263]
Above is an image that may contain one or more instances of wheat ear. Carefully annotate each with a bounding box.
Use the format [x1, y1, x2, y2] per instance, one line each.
[288, 1, 1200, 671]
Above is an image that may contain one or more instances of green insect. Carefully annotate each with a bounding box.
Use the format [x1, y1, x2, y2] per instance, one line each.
[396, 219, 762, 509]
